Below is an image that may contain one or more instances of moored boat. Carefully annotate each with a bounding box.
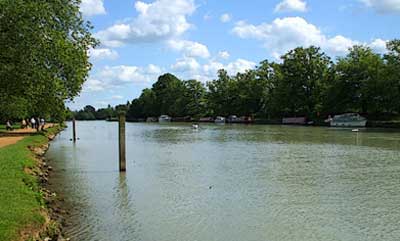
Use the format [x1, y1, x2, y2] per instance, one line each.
[215, 116, 226, 124]
[282, 117, 307, 125]
[328, 113, 367, 127]
[199, 117, 214, 123]
[158, 115, 172, 123]
[227, 115, 240, 123]
[146, 117, 158, 122]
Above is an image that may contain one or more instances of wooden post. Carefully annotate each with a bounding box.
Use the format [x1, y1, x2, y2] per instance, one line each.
[72, 118, 76, 142]
[119, 113, 126, 172]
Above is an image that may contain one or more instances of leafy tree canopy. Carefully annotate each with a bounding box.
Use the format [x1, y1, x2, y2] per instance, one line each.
[0, 0, 97, 121]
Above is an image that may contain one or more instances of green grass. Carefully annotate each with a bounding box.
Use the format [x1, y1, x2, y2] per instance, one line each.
[0, 126, 61, 241]
[0, 124, 21, 133]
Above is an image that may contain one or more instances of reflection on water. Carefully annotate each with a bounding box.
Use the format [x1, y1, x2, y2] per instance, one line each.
[46, 121, 400, 241]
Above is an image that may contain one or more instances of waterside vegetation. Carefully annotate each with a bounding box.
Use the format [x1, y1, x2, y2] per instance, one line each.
[73, 42, 400, 124]
[0, 0, 96, 122]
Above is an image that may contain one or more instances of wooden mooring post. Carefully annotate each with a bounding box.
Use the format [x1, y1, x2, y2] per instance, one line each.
[72, 118, 76, 142]
[119, 113, 126, 172]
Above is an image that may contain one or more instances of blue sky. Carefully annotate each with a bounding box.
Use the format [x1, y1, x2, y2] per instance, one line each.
[70, 0, 400, 110]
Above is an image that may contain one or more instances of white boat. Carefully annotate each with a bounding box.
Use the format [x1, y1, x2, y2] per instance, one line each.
[158, 115, 172, 123]
[215, 116, 226, 124]
[192, 124, 199, 129]
[227, 115, 240, 123]
[329, 113, 367, 127]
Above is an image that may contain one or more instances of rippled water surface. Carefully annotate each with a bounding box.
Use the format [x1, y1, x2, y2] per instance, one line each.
[46, 121, 400, 241]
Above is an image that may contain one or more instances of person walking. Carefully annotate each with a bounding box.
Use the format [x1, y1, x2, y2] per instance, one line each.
[6, 120, 13, 131]
[30, 117, 36, 129]
[35, 117, 40, 131]
[21, 119, 27, 129]
[40, 118, 45, 131]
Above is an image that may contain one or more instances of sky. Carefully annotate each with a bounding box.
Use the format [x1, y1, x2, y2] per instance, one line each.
[70, 0, 400, 110]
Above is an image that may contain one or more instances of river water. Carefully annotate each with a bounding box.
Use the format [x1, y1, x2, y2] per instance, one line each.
[46, 121, 400, 241]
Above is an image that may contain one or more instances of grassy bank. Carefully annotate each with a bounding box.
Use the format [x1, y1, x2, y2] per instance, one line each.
[0, 126, 62, 241]
[0, 124, 20, 133]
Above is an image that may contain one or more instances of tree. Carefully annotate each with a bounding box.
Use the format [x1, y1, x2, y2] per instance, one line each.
[152, 73, 185, 116]
[271, 46, 331, 117]
[382, 40, 400, 114]
[207, 69, 238, 116]
[127, 99, 144, 119]
[330, 45, 385, 115]
[128, 88, 158, 118]
[234, 69, 269, 116]
[181, 79, 207, 117]
[95, 107, 114, 120]
[0, 0, 97, 120]
[83, 105, 96, 114]
[256, 60, 280, 118]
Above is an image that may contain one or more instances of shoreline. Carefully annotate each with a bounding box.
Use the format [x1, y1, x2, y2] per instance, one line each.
[98, 118, 400, 129]
[29, 127, 70, 241]
[0, 125, 68, 241]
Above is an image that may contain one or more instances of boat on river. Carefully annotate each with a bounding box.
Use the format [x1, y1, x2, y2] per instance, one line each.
[146, 117, 158, 122]
[215, 116, 226, 124]
[328, 113, 367, 127]
[227, 115, 240, 123]
[199, 117, 214, 123]
[282, 117, 307, 125]
[158, 115, 172, 123]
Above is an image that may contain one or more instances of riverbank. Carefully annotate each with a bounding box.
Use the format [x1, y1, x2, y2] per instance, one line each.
[116, 118, 400, 128]
[0, 125, 66, 241]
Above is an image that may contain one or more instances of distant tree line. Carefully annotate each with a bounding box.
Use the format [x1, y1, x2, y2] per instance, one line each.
[69, 105, 122, 120]
[73, 40, 400, 121]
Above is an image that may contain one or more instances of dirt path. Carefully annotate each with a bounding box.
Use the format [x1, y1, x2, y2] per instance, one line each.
[0, 124, 55, 148]
[9, 124, 54, 134]
[0, 136, 24, 148]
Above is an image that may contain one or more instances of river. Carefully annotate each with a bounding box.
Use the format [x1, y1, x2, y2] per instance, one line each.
[46, 121, 400, 241]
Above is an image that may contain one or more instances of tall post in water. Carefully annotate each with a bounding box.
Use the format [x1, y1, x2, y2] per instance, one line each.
[72, 118, 76, 142]
[119, 113, 126, 172]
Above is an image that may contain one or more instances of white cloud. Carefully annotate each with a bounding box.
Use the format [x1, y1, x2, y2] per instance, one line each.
[232, 17, 387, 58]
[274, 0, 307, 13]
[80, 0, 106, 16]
[232, 17, 324, 57]
[369, 38, 388, 53]
[225, 59, 256, 74]
[220, 13, 232, 23]
[325, 35, 359, 55]
[98, 65, 162, 85]
[96, 0, 195, 47]
[147, 64, 163, 75]
[218, 51, 230, 59]
[89, 48, 119, 61]
[83, 78, 108, 92]
[171, 57, 201, 73]
[168, 40, 210, 58]
[360, 0, 400, 14]
[83, 64, 162, 92]
[111, 95, 124, 100]
[171, 58, 256, 82]
[202, 61, 225, 80]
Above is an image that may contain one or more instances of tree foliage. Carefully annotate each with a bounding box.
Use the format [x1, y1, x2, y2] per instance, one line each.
[270, 46, 331, 117]
[76, 41, 400, 121]
[0, 0, 97, 121]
